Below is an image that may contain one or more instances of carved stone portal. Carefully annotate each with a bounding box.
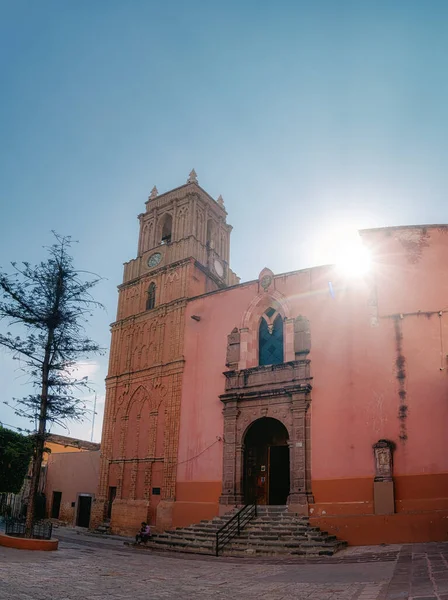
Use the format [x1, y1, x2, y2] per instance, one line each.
[219, 360, 313, 515]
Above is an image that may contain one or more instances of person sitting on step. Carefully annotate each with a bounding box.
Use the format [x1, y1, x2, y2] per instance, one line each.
[135, 522, 151, 544]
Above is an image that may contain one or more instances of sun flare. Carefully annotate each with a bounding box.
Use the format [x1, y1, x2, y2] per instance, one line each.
[335, 237, 372, 277]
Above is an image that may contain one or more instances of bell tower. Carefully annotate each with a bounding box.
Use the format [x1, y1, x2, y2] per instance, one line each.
[131, 169, 238, 289]
[92, 172, 238, 535]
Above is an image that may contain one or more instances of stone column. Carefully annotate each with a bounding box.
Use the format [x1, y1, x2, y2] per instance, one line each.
[234, 443, 244, 502]
[172, 200, 178, 243]
[238, 328, 250, 369]
[287, 398, 308, 514]
[219, 403, 242, 512]
[150, 208, 158, 248]
[284, 317, 295, 362]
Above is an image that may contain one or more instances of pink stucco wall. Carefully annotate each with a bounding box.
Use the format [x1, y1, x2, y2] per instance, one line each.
[45, 450, 100, 524]
[178, 226, 448, 490]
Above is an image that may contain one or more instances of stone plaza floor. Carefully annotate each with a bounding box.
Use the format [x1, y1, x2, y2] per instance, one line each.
[0, 527, 447, 599]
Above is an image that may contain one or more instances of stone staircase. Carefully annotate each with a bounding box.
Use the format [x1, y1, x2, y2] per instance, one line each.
[91, 521, 112, 535]
[143, 505, 347, 557]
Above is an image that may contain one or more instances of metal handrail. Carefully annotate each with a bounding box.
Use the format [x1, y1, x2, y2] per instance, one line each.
[215, 502, 257, 556]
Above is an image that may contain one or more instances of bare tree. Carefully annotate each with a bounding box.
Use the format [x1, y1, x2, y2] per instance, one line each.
[0, 234, 104, 536]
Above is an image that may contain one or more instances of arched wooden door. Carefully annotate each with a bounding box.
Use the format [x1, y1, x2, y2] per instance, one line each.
[243, 417, 290, 505]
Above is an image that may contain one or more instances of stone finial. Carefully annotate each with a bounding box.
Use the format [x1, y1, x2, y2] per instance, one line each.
[187, 169, 198, 184]
[149, 186, 158, 200]
[217, 195, 224, 207]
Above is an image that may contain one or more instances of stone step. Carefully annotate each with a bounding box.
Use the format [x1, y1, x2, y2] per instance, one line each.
[168, 529, 217, 539]
[243, 523, 315, 531]
[221, 546, 344, 557]
[254, 515, 309, 521]
[171, 526, 223, 534]
[150, 537, 213, 551]
[255, 506, 288, 512]
[142, 506, 347, 558]
[226, 537, 342, 548]
[153, 533, 343, 550]
[240, 533, 338, 543]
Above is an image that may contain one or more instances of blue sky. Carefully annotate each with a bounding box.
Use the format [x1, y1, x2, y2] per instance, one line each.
[1, 0, 448, 440]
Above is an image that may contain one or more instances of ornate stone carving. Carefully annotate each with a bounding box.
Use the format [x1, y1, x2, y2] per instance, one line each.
[258, 267, 274, 292]
[226, 327, 240, 368]
[373, 440, 395, 482]
[149, 186, 158, 200]
[219, 359, 312, 512]
[294, 316, 311, 356]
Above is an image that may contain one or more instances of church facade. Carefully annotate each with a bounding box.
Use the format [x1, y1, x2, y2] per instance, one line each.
[92, 172, 448, 545]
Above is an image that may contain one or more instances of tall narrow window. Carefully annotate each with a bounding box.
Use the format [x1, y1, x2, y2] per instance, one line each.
[259, 311, 284, 366]
[146, 283, 156, 310]
[206, 219, 214, 247]
[160, 214, 172, 244]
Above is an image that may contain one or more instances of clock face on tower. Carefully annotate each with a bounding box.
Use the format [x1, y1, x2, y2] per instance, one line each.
[213, 259, 224, 278]
[147, 252, 162, 269]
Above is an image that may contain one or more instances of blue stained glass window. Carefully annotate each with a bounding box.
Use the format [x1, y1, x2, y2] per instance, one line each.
[259, 314, 284, 366]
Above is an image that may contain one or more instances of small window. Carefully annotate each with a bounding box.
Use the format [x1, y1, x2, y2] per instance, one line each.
[160, 214, 172, 244]
[259, 313, 284, 366]
[146, 283, 156, 310]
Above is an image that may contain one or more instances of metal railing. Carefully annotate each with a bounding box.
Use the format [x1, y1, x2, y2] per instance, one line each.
[215, 502, 257, 556]
[4, 518, 53, 540]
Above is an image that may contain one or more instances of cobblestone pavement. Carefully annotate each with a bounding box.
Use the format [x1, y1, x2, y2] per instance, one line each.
[0, 528, 447, 600]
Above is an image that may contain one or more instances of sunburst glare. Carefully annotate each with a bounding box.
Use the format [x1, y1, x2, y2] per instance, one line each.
[335, 237, 372, 277]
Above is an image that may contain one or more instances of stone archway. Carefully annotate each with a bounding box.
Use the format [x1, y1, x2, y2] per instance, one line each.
[243, 418, 290, 505]
[219, 361, 313, 515]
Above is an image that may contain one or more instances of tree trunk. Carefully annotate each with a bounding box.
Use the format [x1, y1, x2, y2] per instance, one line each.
[24, 432, 45, 536]
[24, 364, 50, 536]
[24, 268, 62, 537]
[24, 329, 54, 536]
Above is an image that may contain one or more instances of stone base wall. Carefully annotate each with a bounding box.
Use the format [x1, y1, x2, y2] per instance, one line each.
[58, 502, 75, 525]
[110, 499, 151, 537]
[311, 511, 448, 545]
[155, 500, 175, 532]
[90, 498, 107, 530]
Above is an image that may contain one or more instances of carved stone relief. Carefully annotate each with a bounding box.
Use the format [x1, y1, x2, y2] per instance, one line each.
[226, 327, 240, 368]
[294, 316, 311, 356]
[373, 440, 395, 482]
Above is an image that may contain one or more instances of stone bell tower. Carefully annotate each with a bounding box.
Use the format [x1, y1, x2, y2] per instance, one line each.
[130, 168, 238, 288]
[92, 171, 238, 535]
